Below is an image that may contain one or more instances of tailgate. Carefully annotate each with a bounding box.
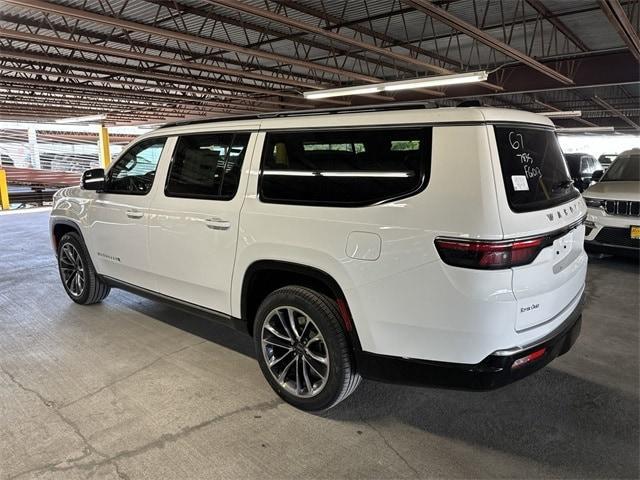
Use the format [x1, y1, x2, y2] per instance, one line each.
[512, 224, 587, 331]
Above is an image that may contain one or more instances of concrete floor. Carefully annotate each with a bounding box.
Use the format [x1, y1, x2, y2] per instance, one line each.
[1, 210, 638, 480]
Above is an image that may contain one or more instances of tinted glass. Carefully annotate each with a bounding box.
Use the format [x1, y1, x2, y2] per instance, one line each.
[260, 128, 431, 206]
[495, 126, 578, 212]
[563, 154, 580, 177]
[601, 154, 640, 181]
[105, 138, 166, 195]
[165, 133, 250, 200]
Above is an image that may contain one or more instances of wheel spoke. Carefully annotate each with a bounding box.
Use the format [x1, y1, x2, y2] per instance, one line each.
[268, 348, 293, 368]
[295, 355, 301, 394]
[276, 310, 295, 340]
[298, 318, 311, 343]
[64, 271, 76, 289]
[306, 333, 323, 347]
[305, 349, 328, 365]
[303, 356, 324, 379]
[277, 356, 296, 384]
[263, 336, 293, 349]
[301, 356, 313, 393]
[264, 322, 292, 343]
[287, 308, 301, 340]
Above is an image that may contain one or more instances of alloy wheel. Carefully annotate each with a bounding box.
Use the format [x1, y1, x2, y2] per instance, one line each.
[261, 306, 330, 398]
[60, 243, 85, 297]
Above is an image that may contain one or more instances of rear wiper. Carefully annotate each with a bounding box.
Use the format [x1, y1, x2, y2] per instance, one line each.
[552, 180, 574, 190]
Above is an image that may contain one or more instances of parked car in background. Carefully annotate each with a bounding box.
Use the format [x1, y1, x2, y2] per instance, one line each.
[583, 148, 640, 257]
[50, 106, 587, 411]
[50, 153, 100, 173]
[564, 153, 602, 192]
[598, 154, 617, 172]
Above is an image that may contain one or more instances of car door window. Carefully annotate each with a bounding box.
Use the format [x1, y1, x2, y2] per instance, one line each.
[105, 138, 166, 195]
[165, 132, 251, 200]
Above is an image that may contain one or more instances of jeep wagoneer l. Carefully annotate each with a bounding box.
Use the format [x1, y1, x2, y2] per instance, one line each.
[51, 105, 587, 411]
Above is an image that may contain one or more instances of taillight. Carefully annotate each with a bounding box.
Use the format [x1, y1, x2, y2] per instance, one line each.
[435, 236, 546, 269]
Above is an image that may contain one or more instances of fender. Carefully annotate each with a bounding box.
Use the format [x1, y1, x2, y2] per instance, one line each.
[240, 260, 363, 353]
[50, 218, 85, 254]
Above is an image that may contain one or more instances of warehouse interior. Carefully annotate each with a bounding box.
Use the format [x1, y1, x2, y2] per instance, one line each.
[0, 1, 638, 479]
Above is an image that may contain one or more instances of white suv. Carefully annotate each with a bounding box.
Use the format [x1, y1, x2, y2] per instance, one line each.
[583, 148, 640, 257]
[50, 105, 587, 411]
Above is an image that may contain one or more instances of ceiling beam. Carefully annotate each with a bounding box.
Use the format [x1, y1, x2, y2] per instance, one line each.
[592, 95, 640, 129]
[0, 27, 316, 90]
[599, 0, 640, 62]
[0, 96, 246, 119]
[0, 78, 282, 113]
[138, 0, 420, 79]
[211, 0, 501, 92]
[401, 0, 575, 84]
[270, 0, 459, 68]
[0, 65, 297, 111]
[0, 49, 341, 107]
[525, 0, 589, 51]
[206, 0, 451, 75]
[2, 0, 394, 85]
[0, 12, 323, 85]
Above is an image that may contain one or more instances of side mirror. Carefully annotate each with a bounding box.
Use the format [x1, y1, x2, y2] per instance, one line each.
[82, 168, 105, 191]
[592, 170, 604, 182]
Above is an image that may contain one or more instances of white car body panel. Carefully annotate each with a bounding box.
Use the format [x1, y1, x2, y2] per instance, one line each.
[51, 107, 587, 367]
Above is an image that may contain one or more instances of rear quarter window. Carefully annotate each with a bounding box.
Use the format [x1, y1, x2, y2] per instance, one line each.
[260, 127, 432, 207]
[494, 125, 579, 213]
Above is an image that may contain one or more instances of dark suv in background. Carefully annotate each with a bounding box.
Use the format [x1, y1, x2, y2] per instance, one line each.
[564, 153, 603, 192]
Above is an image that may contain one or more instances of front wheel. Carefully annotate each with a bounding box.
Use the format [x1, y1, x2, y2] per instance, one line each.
[254, 286, 361, 411]
[57, 232, 110, 305]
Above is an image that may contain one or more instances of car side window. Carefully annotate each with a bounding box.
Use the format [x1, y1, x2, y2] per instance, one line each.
[260, 127, 431, 207]
[105, 138, 166, 195]
[165, 132, 251, 200]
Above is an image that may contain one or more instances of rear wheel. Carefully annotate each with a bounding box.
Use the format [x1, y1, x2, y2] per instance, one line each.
[57, 232, 110, 305]
[254, 286, 360, 411]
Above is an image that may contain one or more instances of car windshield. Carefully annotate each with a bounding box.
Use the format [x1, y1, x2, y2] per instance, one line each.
[601, 154, 640, 181]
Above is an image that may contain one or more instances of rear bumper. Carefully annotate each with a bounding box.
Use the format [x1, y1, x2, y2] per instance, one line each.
[355, 292, 584, 390]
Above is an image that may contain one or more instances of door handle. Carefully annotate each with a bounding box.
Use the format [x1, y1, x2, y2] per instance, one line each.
[126, 209, 144, 219]
[205, 217, 231, 230]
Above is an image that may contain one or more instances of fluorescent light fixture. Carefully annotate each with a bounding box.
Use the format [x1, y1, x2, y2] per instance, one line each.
[55, 114, 107, 124]
[539, 110, 582, 119]
[383, 71, 488, 91]
[303, 86, 383, 100]
[303, 71, 488, 100]
[556, 126, 615, 133]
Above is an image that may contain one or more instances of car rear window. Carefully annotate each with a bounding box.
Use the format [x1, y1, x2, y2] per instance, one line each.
[260, 127, 431, 206]
[494, 125, 579, 213]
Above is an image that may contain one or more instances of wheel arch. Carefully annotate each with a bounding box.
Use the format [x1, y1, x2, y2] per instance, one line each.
[51, 219, 85, 254]
[240, 260, 362, 350]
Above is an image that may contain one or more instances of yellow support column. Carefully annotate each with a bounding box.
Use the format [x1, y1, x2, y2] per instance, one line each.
[0, 169, 9, 211]
[98, 126, 111, 169]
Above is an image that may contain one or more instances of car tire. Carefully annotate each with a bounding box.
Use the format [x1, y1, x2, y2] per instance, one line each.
[57, 232, 110, 305]
[254, 286, 361, 411]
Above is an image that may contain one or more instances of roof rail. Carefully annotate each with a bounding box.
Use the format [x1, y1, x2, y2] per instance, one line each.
[156, 101, 437, 129]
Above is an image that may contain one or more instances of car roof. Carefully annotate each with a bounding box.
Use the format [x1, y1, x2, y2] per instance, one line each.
[143, 104, 554, 139]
